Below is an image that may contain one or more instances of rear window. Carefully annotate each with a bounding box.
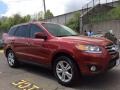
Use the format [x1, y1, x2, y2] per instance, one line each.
[8, 27, 17, 36]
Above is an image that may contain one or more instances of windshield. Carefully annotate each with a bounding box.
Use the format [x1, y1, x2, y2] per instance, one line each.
[42, 23, 78, 37]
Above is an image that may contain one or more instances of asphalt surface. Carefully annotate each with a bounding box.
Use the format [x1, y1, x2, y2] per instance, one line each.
[0, 50, 120, 90]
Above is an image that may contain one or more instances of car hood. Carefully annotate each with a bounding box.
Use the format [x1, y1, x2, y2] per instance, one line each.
[58, 36, 111, 46]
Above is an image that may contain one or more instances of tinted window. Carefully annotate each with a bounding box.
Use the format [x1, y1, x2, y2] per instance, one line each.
[42, 23, 78, 37]
[8, 27, 17, 36]
[30, 24, 43, 38]
[0, 40, 3, 43]
[15, 25, 29, 37]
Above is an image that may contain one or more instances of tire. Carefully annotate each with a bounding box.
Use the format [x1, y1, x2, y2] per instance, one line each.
[53, 56, 80, 86]
[6, 50, 19, 68]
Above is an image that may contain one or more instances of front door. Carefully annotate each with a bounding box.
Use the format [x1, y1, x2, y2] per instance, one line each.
[27, 24, 50, 64]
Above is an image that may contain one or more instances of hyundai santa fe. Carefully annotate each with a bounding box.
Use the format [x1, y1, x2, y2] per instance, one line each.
[2, 22, 119, 86]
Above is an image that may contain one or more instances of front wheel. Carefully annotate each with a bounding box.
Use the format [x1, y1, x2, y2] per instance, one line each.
[53, 56, 80, 86]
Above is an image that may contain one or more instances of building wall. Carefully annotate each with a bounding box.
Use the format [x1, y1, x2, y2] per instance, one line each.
[41, 1, 119, 25]
[42, 10, 81, 25]
[84, 20, 120, 39]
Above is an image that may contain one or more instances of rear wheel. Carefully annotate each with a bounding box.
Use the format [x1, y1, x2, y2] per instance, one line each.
[53, 56, 80, 86]
[7, 50, 19, 67]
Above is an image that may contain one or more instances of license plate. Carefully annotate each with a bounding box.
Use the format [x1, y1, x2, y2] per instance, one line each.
[116, 59, 120, 66]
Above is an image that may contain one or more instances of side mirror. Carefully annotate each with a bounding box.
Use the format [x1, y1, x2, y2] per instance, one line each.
[35, 32, 47, 40]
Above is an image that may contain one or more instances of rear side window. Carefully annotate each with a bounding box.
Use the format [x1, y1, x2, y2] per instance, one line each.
[14, 25, 29, 37]
[30, 24, 43, 38]
[8, 27, 17, 36]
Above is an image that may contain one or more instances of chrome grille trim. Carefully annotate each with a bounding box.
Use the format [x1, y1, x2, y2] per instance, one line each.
[105, 43, 117, 56]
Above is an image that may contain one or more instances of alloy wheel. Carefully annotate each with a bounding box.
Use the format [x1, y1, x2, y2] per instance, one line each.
[7, 52, 15, 66]
[56, 61, 73, 83]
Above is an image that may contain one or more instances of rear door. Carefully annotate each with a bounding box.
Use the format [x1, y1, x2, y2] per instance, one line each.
[4, 26, 17, 50]
[13, 24, 31, 60]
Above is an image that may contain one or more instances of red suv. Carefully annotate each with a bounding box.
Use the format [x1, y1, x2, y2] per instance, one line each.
[2, 22, 119, 86]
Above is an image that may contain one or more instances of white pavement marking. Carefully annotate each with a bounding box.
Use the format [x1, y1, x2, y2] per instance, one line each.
[0, 50, 3, 53]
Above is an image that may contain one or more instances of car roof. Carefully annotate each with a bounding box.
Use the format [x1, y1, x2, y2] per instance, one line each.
[11, 21, 60, 29]
[13, 21, 57, 27]
[32, 21, 59, 25]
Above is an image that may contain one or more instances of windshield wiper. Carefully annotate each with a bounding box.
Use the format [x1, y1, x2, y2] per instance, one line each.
[70, 34, 79, 36]
[57, 34, 78, 37]
[57, 35, 68, 37]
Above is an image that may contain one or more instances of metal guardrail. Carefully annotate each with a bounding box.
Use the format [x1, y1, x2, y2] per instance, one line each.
[81, 0, 118, 17]
[81, 0, 100, 16]
[82, 0, 100, 10]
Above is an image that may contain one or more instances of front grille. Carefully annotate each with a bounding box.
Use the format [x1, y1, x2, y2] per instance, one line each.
[105, 43, 118, 57]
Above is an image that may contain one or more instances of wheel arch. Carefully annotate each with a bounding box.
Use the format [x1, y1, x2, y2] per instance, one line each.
[51, 51, 81, 73]
[5, 48, 12, 57]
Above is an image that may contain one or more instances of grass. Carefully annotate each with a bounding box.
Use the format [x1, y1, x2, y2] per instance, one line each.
[88, 5, 120, 23]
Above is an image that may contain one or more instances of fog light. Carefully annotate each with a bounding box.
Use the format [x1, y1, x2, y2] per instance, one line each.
[90, 66, 96, 72]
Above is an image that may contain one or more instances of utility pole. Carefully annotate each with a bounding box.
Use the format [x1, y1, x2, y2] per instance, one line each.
[80, 0, 83, 34]
[106, 0, 107, 3]
[80, 15, 83, 33]
[43, 0, 46, 18]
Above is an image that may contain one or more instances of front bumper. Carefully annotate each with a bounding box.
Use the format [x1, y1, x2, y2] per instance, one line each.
[75, 51, 119, 76]
[107, 56, 119, 69]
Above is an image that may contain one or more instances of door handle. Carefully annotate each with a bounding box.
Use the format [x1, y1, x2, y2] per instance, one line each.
[11, 40, 15, 42]
[11, 40, 15, 44]
[25, 42, 31, 46]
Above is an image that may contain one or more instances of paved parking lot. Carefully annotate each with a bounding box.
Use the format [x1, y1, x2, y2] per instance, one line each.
[0, 50, 120, 90]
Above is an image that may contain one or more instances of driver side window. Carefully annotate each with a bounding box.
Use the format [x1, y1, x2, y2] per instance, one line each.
[30, 24, 43, 38]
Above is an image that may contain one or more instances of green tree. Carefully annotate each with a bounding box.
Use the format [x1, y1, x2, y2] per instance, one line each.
[22, 15, 31, 22]
[44, 10, 54, 19]
[12, 14, 23, 25]
[0, 14, 31, 32]
[66, 12, 80, 32]
[0, 17, 8, 31]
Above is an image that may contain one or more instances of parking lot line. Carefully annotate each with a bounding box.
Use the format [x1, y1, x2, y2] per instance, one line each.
[12, 80, 40, 90]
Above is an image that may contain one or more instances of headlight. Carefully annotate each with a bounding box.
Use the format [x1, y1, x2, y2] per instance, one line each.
[76, 44, 102, 53]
